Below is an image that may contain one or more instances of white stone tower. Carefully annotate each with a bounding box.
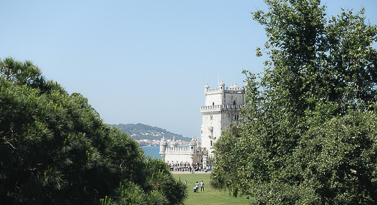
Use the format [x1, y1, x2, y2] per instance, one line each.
[200, 81, 245, 158]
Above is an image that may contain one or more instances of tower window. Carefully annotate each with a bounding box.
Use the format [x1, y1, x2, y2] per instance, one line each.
[233, 100, 236, 105]
[212, 102, 214, 106]
[210, 140, 213, 146]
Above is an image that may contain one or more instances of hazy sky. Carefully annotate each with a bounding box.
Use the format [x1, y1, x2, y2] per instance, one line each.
[1, 0, 376, 138]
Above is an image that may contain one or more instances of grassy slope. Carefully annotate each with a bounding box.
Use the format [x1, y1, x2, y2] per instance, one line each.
[173, 173, 249, 205]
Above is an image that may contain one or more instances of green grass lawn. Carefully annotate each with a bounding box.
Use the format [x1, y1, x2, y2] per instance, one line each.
[173, 173, 249, 205]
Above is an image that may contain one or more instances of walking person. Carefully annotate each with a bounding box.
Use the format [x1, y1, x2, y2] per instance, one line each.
[194, 181, 199, 193]
[200, 180, 204, 192]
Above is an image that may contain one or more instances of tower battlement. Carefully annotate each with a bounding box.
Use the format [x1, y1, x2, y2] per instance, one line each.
[200, 104, 244, 113]
[164, 147, 192, 154]
[205, 87, 244, 94]
[205, 80, 244, 95]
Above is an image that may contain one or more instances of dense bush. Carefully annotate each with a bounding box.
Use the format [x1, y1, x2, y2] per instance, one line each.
[0, 58, 186, 204]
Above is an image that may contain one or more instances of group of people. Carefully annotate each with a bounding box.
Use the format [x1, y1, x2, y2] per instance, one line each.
[168, 162, 191, 172]
[168, 162, 211, 173]
[184, 180, 204, 192]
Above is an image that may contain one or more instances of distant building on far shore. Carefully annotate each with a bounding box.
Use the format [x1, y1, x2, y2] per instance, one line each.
[159, 81, 245, 167]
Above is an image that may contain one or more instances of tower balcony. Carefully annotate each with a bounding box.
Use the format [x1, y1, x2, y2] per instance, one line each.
[200, 104, 244, 113]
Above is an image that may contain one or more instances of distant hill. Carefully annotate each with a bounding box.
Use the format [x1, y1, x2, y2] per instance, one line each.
[110, 123, 190, 142]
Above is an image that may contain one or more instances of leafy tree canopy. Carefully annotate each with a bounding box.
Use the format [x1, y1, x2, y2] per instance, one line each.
[211, 0, 377, 204]
[0, 58, 186, 204]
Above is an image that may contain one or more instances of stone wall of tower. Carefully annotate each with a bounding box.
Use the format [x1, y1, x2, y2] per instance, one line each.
[205, 88, 223, 106]
[223, 91, 244, 106]
[200, 111, 221, 156]
[164, 148, 197, 164]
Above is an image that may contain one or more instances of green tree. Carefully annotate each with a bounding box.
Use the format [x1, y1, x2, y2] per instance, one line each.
[211, 0, 377, 204]
[295, 109, 377, 204]
[0, 58, 186, 204]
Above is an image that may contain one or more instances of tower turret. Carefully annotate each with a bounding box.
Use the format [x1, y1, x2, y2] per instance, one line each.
[204, 83, 210, 95]
[159, 136, 167, 160]
[189, 137, 196, 154]
[219, 80, 225, 104]
[219, 80, 225, 91]
[171, 136, 178, 148]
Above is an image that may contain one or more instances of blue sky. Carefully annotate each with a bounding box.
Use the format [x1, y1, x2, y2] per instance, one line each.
[1, 0, 376, 138]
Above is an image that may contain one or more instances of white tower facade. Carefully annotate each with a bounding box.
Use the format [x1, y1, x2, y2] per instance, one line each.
[200, 81, 245, 158]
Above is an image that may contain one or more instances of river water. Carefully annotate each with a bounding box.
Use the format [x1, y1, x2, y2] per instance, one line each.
[141, 146, 162, 159]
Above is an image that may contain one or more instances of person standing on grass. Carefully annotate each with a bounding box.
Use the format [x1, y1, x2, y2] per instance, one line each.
[194, 181, 199, 193]
[200, 180, 204, 192]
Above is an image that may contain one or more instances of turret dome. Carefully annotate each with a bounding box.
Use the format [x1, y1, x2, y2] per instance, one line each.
[160, 136, 167, 146]
[189, 137, 196, 146]
[230, 82, 239, 90]
[219, 80, 225, 87]
[171, 136, 178, 147]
